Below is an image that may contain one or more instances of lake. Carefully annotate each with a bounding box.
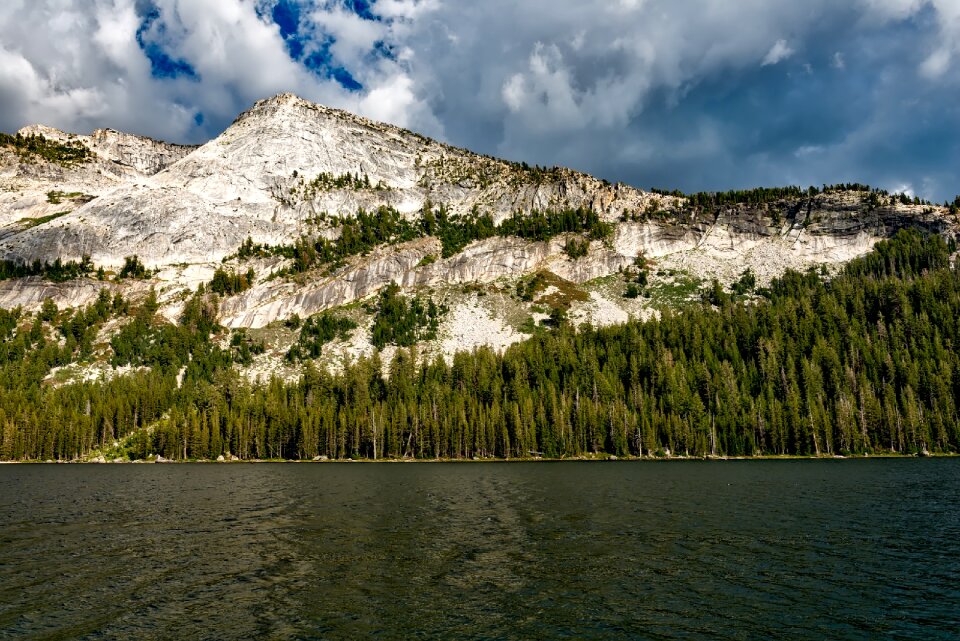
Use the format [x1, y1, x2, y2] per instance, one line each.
[1, 460, 958, 640]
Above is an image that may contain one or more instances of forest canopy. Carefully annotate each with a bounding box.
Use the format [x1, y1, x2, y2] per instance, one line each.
[0, 229, 958, 461]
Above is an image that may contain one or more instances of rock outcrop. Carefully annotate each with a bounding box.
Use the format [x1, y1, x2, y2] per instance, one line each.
[16, 124, 195, 176]
[87, 128, 195, 175]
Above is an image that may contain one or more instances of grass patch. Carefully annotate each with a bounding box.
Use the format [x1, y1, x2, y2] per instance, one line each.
[47, 191, 91, 204]
[17, 210, 71, 228]
[517, 271, 589, 324]
[646, 271, 704, 307]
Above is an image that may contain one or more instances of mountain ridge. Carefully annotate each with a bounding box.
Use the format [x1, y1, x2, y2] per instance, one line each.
[0, 93, 956, 379]
[0, 93, 666, 270]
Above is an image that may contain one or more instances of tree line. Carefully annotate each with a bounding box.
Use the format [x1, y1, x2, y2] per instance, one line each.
[237, 203, 613, 279]
[651, 183, 941, 208]
[0, 132, 91, 166]
[0, 256, 94, 283]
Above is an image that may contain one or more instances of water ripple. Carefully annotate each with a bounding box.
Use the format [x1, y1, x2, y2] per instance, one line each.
[0, 460, 957, 640]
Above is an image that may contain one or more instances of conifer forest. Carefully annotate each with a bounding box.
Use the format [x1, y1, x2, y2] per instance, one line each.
[1, 230, 958, 461]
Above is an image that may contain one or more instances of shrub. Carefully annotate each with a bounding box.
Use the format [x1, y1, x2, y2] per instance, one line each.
[209, 267, 255, 295]
[119, 255, 149, 280]
[563, 237, 590, 259]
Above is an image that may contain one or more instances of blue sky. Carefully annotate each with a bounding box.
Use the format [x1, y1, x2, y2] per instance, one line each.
[1, 0, 959, 201]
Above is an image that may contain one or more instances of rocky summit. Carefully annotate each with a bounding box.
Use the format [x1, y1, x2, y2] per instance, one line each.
[0, 93, 954, 380]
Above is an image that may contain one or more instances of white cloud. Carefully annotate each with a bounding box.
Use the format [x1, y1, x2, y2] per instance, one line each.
[832, 51, 845, 69]
[372, 0, 438, 21]
[889, 182, 915, 197]
[0, 0, 951, 145]
[308, 5, 385, 68]
[861, 0, 960, 77]
[762, 39, 794, 66]
[920, 47, 952, 77]
[0, 0, 446, 142]
[358, 72, 439, 132]
[859, 0, 925, 20]
[794, 145, 825, 158]
[501, 74, 526, 112]
[498, 43, 582, 131]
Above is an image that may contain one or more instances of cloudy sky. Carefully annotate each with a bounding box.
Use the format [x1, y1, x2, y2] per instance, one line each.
[1, 0, 959, 201]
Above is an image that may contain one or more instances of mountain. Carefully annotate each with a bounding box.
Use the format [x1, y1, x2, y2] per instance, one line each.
[1, 93, 959, 462]
[0, 93, 656, 268]
[0, 93, 955, 381]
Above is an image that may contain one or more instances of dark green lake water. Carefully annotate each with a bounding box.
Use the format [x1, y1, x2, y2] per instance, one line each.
[1, 460, 958, 640]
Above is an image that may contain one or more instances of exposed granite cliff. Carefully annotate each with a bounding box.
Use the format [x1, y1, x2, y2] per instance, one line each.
[0, 94, 673, 268]
[0, 94, 955, 356]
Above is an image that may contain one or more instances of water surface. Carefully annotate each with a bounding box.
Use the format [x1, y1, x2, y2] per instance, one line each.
[1, 460, 958, 640]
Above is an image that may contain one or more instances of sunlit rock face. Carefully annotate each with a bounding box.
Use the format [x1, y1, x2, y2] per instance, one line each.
[0, 93, 670, 269]
[0, 93, 954, 340]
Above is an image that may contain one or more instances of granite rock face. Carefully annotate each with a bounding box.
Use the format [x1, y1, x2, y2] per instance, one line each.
[0, 93, 955, 338]
[1, 94, 675, 268]
[86, 128, 195, 176]
[16, 124, 194, 173]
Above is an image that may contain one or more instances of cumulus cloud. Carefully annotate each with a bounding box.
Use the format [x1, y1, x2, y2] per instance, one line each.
[863, 0, 960, 79]
[398, 0, 960, 200]
[762, 39, 795, 66]
[0, 0, 959, 200]
[0, 0, 440, 142]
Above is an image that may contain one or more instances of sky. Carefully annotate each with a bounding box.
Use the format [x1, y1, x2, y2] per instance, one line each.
[1, 0, 960, 201]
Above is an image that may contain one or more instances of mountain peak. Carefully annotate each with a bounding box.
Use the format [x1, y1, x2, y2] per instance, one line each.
[16, 124, 79, 143]
[249, 92, 307, 112]
[236, 93, 420, 145]
[2, 94, 951, 331]
[237, 92, 328, 124]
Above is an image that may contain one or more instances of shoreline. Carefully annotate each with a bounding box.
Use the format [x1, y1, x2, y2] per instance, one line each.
[2, 452, 957, 464]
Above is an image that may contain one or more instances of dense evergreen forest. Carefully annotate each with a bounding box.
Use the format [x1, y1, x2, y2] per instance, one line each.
[1, 229, 959, 461]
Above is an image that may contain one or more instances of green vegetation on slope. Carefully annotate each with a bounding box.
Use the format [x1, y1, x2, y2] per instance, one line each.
[118, 255, 151, 280]
[286, 312, 358, 361]
[516, 271, 589, 326]
[2, 229, 959, 460]
[289, 171, 391, 200]
[650, 183, 938, 211]
[46, 191, 92, 205]
[370, 284, 442, 349]
[236, 203, 613, 278]
[0, 133, 92, 166]
[209, 267, 255, 295]
[17, 211, 72, 229]
[0, 256, 94, 283]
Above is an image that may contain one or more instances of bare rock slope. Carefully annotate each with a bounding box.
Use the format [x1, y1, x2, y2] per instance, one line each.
[0, 93, 664, 268]
[0, 93, 956, 368]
